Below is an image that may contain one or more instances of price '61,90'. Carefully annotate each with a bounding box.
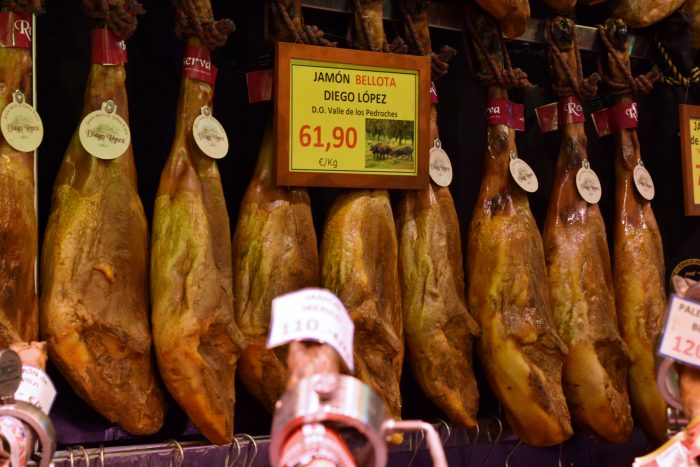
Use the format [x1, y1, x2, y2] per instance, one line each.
[299, 124, 357, 153]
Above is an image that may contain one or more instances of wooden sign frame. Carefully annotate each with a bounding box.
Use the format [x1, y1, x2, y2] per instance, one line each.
[274, 42, 430, 190]
[679, 104, 700, 216]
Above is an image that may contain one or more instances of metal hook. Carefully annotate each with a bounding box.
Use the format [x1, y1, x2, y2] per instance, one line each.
[430, 419, 451, 447]
[558, 443, 564, 467]
[504, 440, 522, 467]
[98, 444, 105, 467]
[479, 416, 503, 467]
[68, 446, 75, 467]
[224, 436, 241, 467]
[78, 445, 90, 467]
[236, 434, 258, 467]
[406, 429, 426, 467]
[166, 439, 184, 467]
[465, 423, 480, 467]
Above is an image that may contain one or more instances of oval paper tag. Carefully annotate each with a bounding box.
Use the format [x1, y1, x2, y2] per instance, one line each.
[634, 164, 655, 201]
[576, 167, 602, 204]
[429, 146, 452, 187]
[79, 100, 130, 160]
[193, 106, 228, 159]
[1, 91, 43, 152]
[510, 157, 539, 193]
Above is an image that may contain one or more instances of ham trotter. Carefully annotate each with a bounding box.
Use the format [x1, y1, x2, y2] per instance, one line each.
[464, 5, 572, 447]
[40, 2, 165, 436]
[150, 3, 243, 445]
[320, 0, 404, 424]
[232, 0, 322, 413]
[542, 17, 633, 443]
[395, 0, 480, 428]
[598, 18, 668, 444]
[0, 7, 39, 347]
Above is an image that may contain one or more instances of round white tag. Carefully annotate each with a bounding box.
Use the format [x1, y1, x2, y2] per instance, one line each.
[0, 90, 43, 153]
[576, 167, 602, 204]
[193, 106, 228, 159]
[634, 164, 655, 201]
[429, 146, 452, 187]
[79, 100, 131, 160]
[510, 157, 539, 193]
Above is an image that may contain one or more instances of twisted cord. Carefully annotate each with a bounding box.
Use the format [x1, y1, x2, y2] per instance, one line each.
[83, 0, 143, 40]
[544, 20, 599, 99]
[431, 45, 456, 80]
[353, 0, 381, 51]
[397, 0, 455, 80]
[655, 38, 700, 87]
[172, 0, 234, 50]
[463, 15, 533, 89]
[1, 0, 43, 14]
[268, 0, 336, 46]
[596, 24, 658, 96]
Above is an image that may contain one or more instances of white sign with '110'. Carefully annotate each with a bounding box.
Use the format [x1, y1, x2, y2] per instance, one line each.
[267, 288, 355, 372]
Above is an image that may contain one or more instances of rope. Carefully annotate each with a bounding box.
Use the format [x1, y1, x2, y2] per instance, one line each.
[172, 0, 234, 50]
[431, 45, 456, 81]
[655, 38, 700, 87]
[544, 19, 599, 99]
[353, 0, 379, 51]
[397, 0, 455, 81]
[0, 0, 43, 14]
[83, 0, 144, 41]
[596, 24, 658, 96]
[268, 0, 336, 46]
[463, 15, 533, 90]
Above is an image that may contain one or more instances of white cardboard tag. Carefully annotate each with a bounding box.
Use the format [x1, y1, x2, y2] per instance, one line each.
[576, 166, 602, 204]
[510, 157, 539, 193]
[1, 90, 43, 153]
[634, 164, 655, 201]
[14, 366, 56, 413]
[267, 288, 354, 372]
[429, 144, 452, 187]
[659, 294, 700, 368]
[79, 100, 130, 160]
[193, 106, 228, 159]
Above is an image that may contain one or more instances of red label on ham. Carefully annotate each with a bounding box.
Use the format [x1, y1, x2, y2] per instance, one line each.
[558, 96, 585, 125]
[0, 12, 32, 48]
[91, 29, 127, 66]
[430, 82, 438, 104]
[485, 98, 524, 131]
[183, 46, 217, 86]
[536, 96, 586, 133]
[246, 69, 273, 103]
[592, 102, 638, 137]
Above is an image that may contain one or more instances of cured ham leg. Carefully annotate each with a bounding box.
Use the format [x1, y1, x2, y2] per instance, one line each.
[232, 0, 320, 413]
[465, 8, 571, 446]
[233, 123, 319, 412]
[542, 18, 632, 443]
[599, 18, 668, 444]
[320, 0, 403, 423]
[40, 28, 165, 435]
[151, 31, 243, 444]
[395, 0, 479, 427]
[0, 16, 37, 347]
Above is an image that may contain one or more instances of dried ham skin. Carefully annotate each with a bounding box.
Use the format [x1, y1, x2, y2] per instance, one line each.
[41, 63, 165, 435]
[151, 41, 244, 445]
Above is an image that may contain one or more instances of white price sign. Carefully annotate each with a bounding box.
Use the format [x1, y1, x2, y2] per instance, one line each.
[659, 294, 700, 368]
[267, 288, 355, 372]
[14, 366, 56, 413]
[633, 432, 695, 467]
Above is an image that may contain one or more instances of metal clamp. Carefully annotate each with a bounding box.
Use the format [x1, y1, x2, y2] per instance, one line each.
[270, 373, 388, 467]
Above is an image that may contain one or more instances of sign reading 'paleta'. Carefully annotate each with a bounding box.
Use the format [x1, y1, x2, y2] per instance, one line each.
[275, 42, 430, 189]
